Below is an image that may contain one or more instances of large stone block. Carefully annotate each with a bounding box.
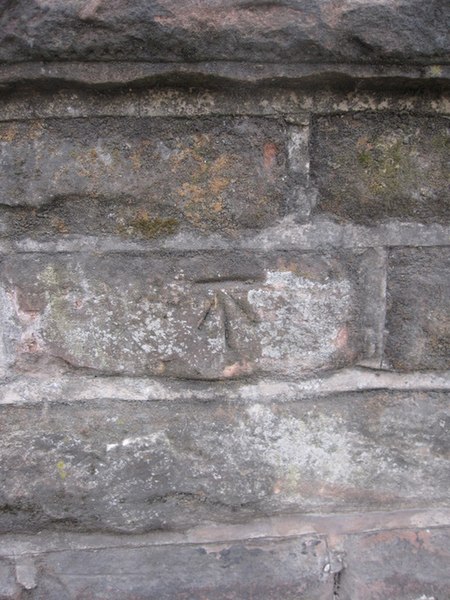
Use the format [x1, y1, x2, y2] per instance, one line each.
[0, 116, 287, 234]
[311, 114, 450, 224]
[1, 250, 379, 378]
[13, 536, 332, 600]
[0, 1, 447, 65]
[338, 527, 450, 600]
[0, 391, 448, 533]
[384, 247, 450, 370]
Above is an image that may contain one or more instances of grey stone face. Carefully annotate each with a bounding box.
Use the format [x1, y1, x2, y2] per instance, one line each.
[338, 527, 450, 600]
[0, 391, 448, 534]
[0, 117, 287, 235]
[0, 0, 449, 594]
[1, 251, 377, 378]
[0, 559, 20, 599]
[311, 114, 450, 224]
[0, 0, 447, 65]
[5, 537, 332, 600]
[384, 247, 450, 370]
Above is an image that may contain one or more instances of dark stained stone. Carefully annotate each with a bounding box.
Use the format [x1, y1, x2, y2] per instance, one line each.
[25, 536, 333, 600]
[0, 0, 448, 66]
[384, 247, 450, 370]
[311, 113, 450, 224]
[338, 527, 450, 600]
[0, 117, 287, 234]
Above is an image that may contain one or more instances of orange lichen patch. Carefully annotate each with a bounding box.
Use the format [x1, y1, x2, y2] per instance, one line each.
[28, 120, 45, 140]
[209, 176, 230, 195]
[51, 217, 69, 234]
[172, 138, 237, 230]
[87, 148, 98, 161]
[0, 124, 17, 142]
[178, 182, 204, 199]
[130, 150, 142, 171]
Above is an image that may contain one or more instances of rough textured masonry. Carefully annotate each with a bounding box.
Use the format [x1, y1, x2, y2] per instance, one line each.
[0, 1, 449, 598]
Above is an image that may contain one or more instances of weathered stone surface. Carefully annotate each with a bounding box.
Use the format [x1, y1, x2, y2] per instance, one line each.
[0, 117, 287, 235]
[384, 247, 450, 370]
[1, 251, 378, 379]
[0, 559, 20, 599]
[0, 391, 448, 533]
[2, 62, 450, 93]
[338, 527, 450, 600]
[9, 536, 332, 600]
[0, 88, 448, 124]
[0, 0, 448, 66]
[311, 113, 450, 224]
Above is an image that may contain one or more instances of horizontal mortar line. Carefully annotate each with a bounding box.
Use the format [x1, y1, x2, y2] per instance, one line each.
[0, 222, 449, 254]
[1, 508, 449, 558]
[1, 369, 449, 405]
[0, 97, 448, 120]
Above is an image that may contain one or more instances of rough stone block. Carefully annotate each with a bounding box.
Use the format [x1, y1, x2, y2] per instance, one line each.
[338, 527, 450, 600]
[384, 247, 450, 370]
[0, 559, 20, 599]
[311, 114, 450, 224]
[0, 391, 448, 533]
[0, 117, 287, 234]
[1, 250, 379, 379]
[18, 536, 332, 600]
[0, 1, 447, 65]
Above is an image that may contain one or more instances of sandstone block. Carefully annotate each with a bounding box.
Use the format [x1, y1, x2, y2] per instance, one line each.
[0, 117, 287, 235]
[20, 536, 332, 600]
[0, 1, 447, 66]
[338, 527, 450, 600]
[311, 114, 450, 224]
[384, 247, 450, 370]
[0, 391, 448, 533]
[1, 251, 380, 378]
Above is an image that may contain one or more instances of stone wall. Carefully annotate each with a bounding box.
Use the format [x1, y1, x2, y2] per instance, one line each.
[0, 2, 449, 598]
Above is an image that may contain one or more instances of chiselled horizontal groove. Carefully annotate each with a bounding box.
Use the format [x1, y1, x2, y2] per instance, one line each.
[1, 508, 449, 558]
[0, 61, 449, 91]
[1, 369, 449, 405]
[0, 221, 449, 254]
[0, 88, 448, 121]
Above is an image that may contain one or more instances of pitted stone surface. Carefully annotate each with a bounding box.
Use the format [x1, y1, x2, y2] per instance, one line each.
[0, 391, 448, 533]
[0, 559, 19, 599]
[311, 113, 450, 224]
[0, 0, 448, 595]
[1, 0, 448, 66]
[384, 247, 450, 370]
[1, 251, 377, 378]
[337, 527, 450, 600]
[6, 537, 332, 600]
[0, 117, 287, 234]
